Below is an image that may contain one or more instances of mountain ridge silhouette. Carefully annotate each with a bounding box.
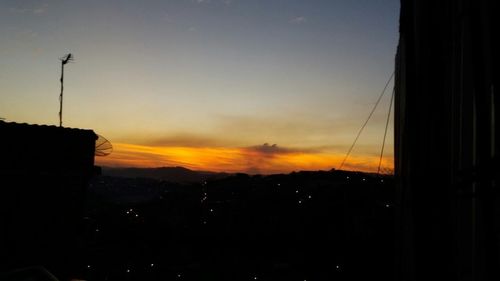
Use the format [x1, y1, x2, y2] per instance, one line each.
[101, 166, 232, 183]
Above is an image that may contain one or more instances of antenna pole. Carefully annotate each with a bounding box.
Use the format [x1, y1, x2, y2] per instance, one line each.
[58, 53, 73, 127]
[59, 61, 64, 127]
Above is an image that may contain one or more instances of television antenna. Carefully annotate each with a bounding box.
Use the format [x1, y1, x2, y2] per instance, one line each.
[59, 53, 74, 127]
[95, 134, 113, 156]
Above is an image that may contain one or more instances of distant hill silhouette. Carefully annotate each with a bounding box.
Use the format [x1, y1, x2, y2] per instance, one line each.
[101, 166, 231, 183]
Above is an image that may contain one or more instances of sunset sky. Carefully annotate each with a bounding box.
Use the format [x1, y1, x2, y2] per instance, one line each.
[0, 0, 399, 174]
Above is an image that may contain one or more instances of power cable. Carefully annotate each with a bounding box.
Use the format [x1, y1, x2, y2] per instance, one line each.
[338, 72, 394, 170]
[377, 88, 395, 175]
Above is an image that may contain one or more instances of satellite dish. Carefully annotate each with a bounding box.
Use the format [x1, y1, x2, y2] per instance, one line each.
[95, 134, 113, 156]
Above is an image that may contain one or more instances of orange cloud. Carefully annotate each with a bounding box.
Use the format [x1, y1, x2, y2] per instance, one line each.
[95, 143, 394, 174]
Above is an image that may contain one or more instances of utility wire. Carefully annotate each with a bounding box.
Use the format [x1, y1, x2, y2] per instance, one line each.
[338, 72, 394, 170]
[377, 88, 395, 175]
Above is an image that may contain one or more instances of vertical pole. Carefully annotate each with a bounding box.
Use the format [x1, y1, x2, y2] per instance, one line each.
[59, 61, 64, 127]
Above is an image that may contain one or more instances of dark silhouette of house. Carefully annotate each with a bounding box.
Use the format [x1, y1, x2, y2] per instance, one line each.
[0, 121, 97, 278]
[395, 0, 497, 280]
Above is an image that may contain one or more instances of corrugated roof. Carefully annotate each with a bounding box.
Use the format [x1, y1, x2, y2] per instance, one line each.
[0, 120, 96, 134]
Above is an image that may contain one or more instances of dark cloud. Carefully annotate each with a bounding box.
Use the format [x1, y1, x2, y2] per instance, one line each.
[247, 143, 290, 155]
[243, 143, 322, 156]
[126, 133, 231, 148]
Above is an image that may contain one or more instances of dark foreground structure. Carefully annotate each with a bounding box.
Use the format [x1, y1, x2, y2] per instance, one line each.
[0, 121, 97, 279]
[395, 0, 497, 280]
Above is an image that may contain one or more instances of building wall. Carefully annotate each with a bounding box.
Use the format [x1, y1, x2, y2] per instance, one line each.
[0, 121, 97, 278]
[395, 0, 497, 280]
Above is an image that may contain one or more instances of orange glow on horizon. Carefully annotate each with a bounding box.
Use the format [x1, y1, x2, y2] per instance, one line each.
[95, 143, 394, 175]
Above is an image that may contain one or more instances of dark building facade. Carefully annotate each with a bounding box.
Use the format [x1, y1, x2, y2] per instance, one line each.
[395, 0, 497, 280]
[0, 121, 97, 277]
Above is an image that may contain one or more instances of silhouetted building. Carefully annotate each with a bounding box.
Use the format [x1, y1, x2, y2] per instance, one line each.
[0, 121, 97, 277]
[395, 0, 497, 280]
